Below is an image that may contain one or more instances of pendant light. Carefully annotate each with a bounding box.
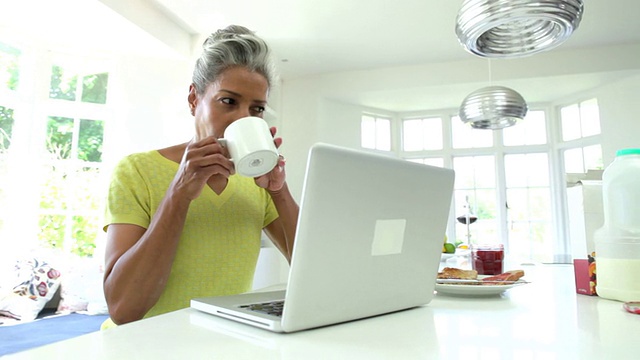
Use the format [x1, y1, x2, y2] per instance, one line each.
[456, 0, 584, 58]
[459, 85, 528, 129]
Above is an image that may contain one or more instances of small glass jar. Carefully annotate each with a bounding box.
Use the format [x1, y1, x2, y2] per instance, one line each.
[471, 244, 504, 275]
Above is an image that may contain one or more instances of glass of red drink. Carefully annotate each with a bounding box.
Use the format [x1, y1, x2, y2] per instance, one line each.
[471, 244, 504, 275]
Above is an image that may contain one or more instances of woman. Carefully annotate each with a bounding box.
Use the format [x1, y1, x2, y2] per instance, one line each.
[102, 25, 298, 325]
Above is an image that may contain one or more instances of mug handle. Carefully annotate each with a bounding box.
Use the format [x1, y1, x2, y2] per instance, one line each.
[217, 138, 233, 162]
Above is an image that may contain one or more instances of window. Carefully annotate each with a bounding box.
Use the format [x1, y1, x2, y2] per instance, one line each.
[504, 153, 553, 261]
[403, 117, 443, 151]
[453, 155, 498, 247]
[0, 41, 111, 258]
[362, 107, 575, 263]
[452, 115, 493, 149]
[560, 99, 603, 173]
[0, 42, 20, 243]
[361, 114, 391, 151]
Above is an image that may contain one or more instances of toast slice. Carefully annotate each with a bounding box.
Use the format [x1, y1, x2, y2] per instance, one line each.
[437, 267, 478, 280]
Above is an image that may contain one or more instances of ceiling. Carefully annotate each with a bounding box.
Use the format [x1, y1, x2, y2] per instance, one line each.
[146, 0, 640, 111]
[147, 0, 640, 79]
[3, 0, 640, 112]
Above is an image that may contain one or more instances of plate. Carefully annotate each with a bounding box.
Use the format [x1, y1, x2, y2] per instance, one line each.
[435, 276, 528, 296]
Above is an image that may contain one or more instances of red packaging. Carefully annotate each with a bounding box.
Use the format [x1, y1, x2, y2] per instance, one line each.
[574, 256, 597, 296]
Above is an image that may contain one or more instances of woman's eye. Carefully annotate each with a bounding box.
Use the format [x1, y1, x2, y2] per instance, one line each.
[253, 106, 266, 113]
[220, 98, 236, 105]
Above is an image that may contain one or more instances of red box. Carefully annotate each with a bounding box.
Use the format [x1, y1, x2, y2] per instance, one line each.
[573, 258, 597, 296]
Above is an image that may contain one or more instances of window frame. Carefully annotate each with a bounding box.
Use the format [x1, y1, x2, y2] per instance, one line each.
[0, 40, 113, 257]
[361, 99, 600, 263]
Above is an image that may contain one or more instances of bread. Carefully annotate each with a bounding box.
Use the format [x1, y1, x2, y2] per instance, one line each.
[437, 267, 478, 280]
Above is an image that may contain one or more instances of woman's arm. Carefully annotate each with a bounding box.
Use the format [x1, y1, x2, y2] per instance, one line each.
[103, 138, 233, 324]
[103, 193, 190, 324]
[264, 182, 299, 263]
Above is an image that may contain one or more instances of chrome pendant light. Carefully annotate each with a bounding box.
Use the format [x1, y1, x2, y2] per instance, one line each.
[456, 0, 584, 58]
[459, 86, 528, 129]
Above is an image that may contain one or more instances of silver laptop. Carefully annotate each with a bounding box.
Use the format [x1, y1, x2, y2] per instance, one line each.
[191, 142, 455, 333]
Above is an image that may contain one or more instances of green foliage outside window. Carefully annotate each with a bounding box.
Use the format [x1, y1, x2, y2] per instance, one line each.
[50, 65, 77, 101]
[0, 43, 19, 91]
[0, 106, 14, 151]
[82, 73, 108, 104]
[38, 157, 103, 257]
[1, 55, 109, 258]
[46, 116, 73, 159]
[79, 119, 104, 162]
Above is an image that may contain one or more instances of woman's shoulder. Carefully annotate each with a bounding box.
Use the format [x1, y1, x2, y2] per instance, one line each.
[119, 144, 185, 167]
[117, 150, 162, 167]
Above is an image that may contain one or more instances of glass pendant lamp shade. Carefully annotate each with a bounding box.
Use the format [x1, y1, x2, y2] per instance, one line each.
[455, 0, 584, 58]
[459, 86, 528, 129]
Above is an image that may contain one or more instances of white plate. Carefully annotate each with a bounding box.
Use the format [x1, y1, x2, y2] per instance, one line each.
[435, 277, 528, 296]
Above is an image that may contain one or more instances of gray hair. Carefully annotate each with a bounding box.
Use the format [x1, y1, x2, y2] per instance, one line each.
[192, 25, 277, 94]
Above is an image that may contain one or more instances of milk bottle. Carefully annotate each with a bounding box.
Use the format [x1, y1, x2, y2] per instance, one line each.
[594, 148, 640, 302]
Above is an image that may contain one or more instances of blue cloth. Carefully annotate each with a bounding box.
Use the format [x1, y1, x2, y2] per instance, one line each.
[0, 313, 109, 356]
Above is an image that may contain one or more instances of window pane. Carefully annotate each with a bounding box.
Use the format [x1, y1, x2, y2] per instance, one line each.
[0, 105, 14, 150]
[81, 72, 109, 104]
[361, 116, 375, 149]
[72, 215, 99, 257]
[38, 214, 66, 250]
[78, 119, 104, 162]
[50, 65, 77, 101]
[473, 156, 496, 188]
[361, 115, 390, 151]
[0, 43, 20, 91]
[39, 164, 69, 211]
[561, 104, 580, 141]
[583, 144, 603, 170]
[505, 153, 549, 187]
[453, 156, 497, 245]
[503, 110, 547, 146]
[46, 116, 74, 159]
[403, 117, 442, 151]
[71, 167, 102, 212]
[403, 119, 422, 151]
[529, 188, 552, 221]
[454, 189, 498, 245]
[580, 99, 601, 137]
[505, 153, 553, 263]
[451, 115, 493, 148]
[375, 118, 391, 151]
[454, 156, 496, 189]
[564, 148, 584, 173]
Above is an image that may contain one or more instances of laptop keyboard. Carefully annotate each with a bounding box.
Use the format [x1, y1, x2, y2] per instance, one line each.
[239, 300, 285, 317]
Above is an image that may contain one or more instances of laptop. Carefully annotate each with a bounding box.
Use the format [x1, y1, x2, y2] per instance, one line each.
[191, 142, 455, 333]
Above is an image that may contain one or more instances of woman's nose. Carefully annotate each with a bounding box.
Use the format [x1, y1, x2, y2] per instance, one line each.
[238, 107, 252, 119]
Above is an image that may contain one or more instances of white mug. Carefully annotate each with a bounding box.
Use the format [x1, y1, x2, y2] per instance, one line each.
[218, 116, 279, 177]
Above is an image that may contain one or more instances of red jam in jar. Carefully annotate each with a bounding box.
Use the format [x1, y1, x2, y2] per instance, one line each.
[472, 244, 504, 275]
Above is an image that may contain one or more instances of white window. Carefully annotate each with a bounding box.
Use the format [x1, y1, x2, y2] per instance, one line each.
[0, 41, 111, 257]
[363, 106, 586, 263]
[361, 114, 391, 151]
[560, 99, 603, 173]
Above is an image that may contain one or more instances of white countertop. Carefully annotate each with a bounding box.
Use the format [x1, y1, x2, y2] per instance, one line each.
[5, 264, 640, 359]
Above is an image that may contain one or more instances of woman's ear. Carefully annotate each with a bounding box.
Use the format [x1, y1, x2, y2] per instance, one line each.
[188, 84, 197, 116]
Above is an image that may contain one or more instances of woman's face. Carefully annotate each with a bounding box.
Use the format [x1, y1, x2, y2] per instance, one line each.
[189, 66, 269, 141]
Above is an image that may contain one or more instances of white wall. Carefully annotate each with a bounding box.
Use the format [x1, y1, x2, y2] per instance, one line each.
[595, 74, 640, 166]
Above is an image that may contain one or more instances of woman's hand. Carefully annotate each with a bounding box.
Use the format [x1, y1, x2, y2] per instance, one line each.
[254, 127, 286, 192]
[172, 136, 234, 200]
